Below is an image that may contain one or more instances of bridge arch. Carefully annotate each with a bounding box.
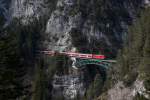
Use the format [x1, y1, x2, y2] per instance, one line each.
[74, 59, 112, 82]
[74, 59, 111, 69]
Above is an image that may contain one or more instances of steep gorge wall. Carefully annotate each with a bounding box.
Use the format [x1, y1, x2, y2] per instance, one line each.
[98, 7, 150, 100]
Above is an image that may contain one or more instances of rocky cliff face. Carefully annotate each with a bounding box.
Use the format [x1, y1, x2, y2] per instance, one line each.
[2, 0, 144, 55]
[0, 0, 149, 100]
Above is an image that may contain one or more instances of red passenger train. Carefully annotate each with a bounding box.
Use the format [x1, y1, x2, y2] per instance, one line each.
[40, 50, 105, 59]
